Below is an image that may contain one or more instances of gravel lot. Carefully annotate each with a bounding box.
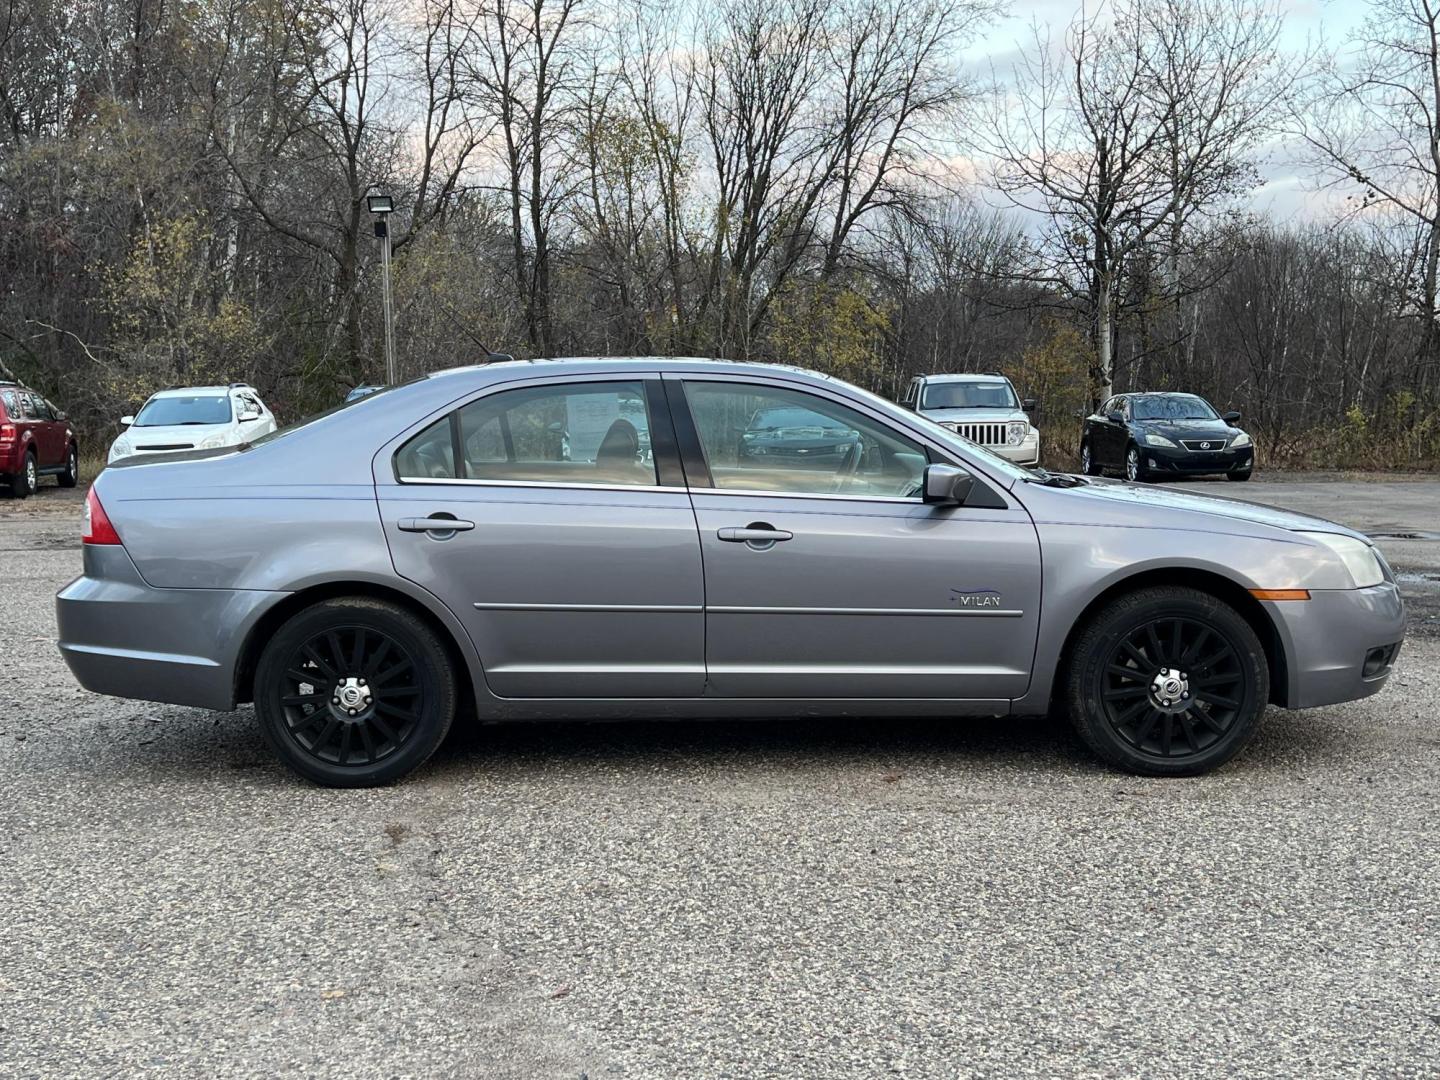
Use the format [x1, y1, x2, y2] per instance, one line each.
[2, 474, 1437, 1078]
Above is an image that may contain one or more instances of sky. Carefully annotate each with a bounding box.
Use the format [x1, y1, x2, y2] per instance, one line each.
[959, 0, 1374, 222]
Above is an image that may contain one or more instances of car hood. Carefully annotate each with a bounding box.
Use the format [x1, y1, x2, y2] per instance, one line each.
[1039, 477, 1370, 542]
[920, 407, 1028, 424]
[1136, 417, 1241, 440]
[117, 422, 232, 445]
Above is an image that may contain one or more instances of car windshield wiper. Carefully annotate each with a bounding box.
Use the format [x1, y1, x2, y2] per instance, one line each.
[1026, 468, 1087, 488]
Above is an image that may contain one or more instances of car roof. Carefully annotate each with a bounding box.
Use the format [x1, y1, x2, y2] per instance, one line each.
[918, 372, 1012, 383]
[420, 355, 835, 385]
[149, 386, 244, 397]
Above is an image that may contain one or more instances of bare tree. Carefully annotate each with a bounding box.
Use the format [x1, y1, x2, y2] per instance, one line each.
[986, 0, 1283, 402]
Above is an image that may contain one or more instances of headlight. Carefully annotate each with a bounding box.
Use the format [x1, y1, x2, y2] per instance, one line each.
[1143, 432, 1177, 448]
[1299, 531, 1384, 588]
[1006, 422, 1028, 445]
[198, 432, 232, 450]
[1231, 431, 1252, 448]
[108, 438, 131, 462]
[941, 422, 959, 432]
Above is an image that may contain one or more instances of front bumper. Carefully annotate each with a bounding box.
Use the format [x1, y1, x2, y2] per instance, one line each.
[989, 432, 1041, 466]
[1142, 444, 1253, 475]
[56, 545, 286, 711]
[1265, 582, 1405, 709]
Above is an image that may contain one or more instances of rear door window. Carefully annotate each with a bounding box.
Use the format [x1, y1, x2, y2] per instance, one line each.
[396, 380, 658, 487]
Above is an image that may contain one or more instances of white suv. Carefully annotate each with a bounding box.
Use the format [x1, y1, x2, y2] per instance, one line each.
[108, 385, 277, 463]
[902, 372, 1040, 466]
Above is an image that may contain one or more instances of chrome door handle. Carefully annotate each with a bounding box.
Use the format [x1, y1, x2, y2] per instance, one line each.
[398, 516, 475, 533]
[717, 524, 793, 545]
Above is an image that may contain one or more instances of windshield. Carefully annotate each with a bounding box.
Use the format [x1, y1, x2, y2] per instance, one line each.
[1132, 395, 1218, 421]
[921, 380, 1018, 410]
[748, 406, 842, 430]
[134, 394, 232, 427]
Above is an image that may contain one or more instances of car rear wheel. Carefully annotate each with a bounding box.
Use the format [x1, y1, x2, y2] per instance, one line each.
[59, 444, 78, 488]
[1064, 586, 1268, 776]
[254, 597, 457, 787]
[1124, 445, 1147, 483]
[9, 451, 36, 498]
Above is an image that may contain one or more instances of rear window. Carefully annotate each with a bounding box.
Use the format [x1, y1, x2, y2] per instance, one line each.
[0, 390, 15, 418]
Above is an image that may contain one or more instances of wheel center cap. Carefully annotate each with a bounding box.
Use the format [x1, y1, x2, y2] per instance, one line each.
[1149, 668, 1190, 713]
[332, 676, 373, 717]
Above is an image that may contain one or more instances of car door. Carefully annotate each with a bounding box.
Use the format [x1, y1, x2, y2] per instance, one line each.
[22, 393, 58, 465]
[376, 374, 705, 699]
[1096, 396, 1127, 467]
[670, 374, 1042, 701]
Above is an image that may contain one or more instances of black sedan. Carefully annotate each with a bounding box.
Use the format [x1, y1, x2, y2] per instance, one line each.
[1080, 392, 1254, 482]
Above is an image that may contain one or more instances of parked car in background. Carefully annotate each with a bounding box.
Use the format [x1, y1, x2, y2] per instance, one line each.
[738, 403, 861, 472]
[58, 358, 1403, 787]
[902, 372, 1040, 466]
[0, 380, 79, 497]
[1081, 392, 1254, 483]
[109, 384, 277, 464]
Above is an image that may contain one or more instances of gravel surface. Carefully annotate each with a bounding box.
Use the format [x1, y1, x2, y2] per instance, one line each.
[1, 476, 1438, 1078]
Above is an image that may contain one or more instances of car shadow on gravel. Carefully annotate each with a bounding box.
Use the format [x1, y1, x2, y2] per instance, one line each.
[82, 700, 1357, 787]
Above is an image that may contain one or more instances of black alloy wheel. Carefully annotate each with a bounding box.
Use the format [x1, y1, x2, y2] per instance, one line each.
[1065, 586, 1268, 776]
[255, 597, 456, 786]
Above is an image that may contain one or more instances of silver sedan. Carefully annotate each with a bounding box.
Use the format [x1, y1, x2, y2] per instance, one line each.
[57, 359, 1405, 786]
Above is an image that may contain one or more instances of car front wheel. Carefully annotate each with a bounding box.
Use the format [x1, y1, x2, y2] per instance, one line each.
[1125, 445, 1148, 483]
[59, 444, 79, 488]
[254, 597, 457, 787]
[1080, 442, 1099, 476]
[1064, 585, 1269, 776]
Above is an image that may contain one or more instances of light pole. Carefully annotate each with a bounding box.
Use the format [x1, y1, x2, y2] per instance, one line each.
[367, 193, 396, 385]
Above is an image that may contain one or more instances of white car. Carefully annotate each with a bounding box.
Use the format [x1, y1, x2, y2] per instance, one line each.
[108, 385, 278, 464]
[901, 372, 1041, 466]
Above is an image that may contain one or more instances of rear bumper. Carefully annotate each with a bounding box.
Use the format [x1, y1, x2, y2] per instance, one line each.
[56, 546, 286, 711]
[1267, 582, 1406, 709]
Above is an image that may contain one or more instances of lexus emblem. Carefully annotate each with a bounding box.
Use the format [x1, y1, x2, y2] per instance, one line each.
[1200, 442, 1211, 449]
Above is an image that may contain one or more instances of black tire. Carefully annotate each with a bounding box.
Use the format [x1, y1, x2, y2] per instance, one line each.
[1124, 444, 1148, 483]
[1064, 585, 1269, 777]
[10, 451, 35, 498]
[1226, 469, 1251, 482]
[59, 444, 79, 488]
[1080, 441, 1100, 476]
[254, 597, 457, 787]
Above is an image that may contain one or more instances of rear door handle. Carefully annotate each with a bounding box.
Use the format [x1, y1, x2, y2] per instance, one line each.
[717, 524, 793, 545]
[398, 516, 475, 533]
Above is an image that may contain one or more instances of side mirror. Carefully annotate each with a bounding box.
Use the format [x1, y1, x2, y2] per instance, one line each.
[922, 463, 975, 506]
[239, 410, 261, 422]
[1021, 398, 1037, 413]
[120, 415, 135, 427]
[1106, 410, 1125, 424]
[55, 410, 68, 422]
[1222, 410, 1241, 423]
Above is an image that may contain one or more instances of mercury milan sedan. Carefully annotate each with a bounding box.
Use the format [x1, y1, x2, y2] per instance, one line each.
[57, 359, 1404, 786]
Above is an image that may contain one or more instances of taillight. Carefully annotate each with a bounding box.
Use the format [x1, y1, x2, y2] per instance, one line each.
[0, 423, 14, 441]
[83, 487, 123, 545]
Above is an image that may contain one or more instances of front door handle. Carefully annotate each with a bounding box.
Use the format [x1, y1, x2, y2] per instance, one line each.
[398, 516, 475, 533]
[717, 523, 793, 548]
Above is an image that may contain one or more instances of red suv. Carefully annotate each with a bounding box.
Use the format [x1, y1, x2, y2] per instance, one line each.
[0, 381, 79, 497]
